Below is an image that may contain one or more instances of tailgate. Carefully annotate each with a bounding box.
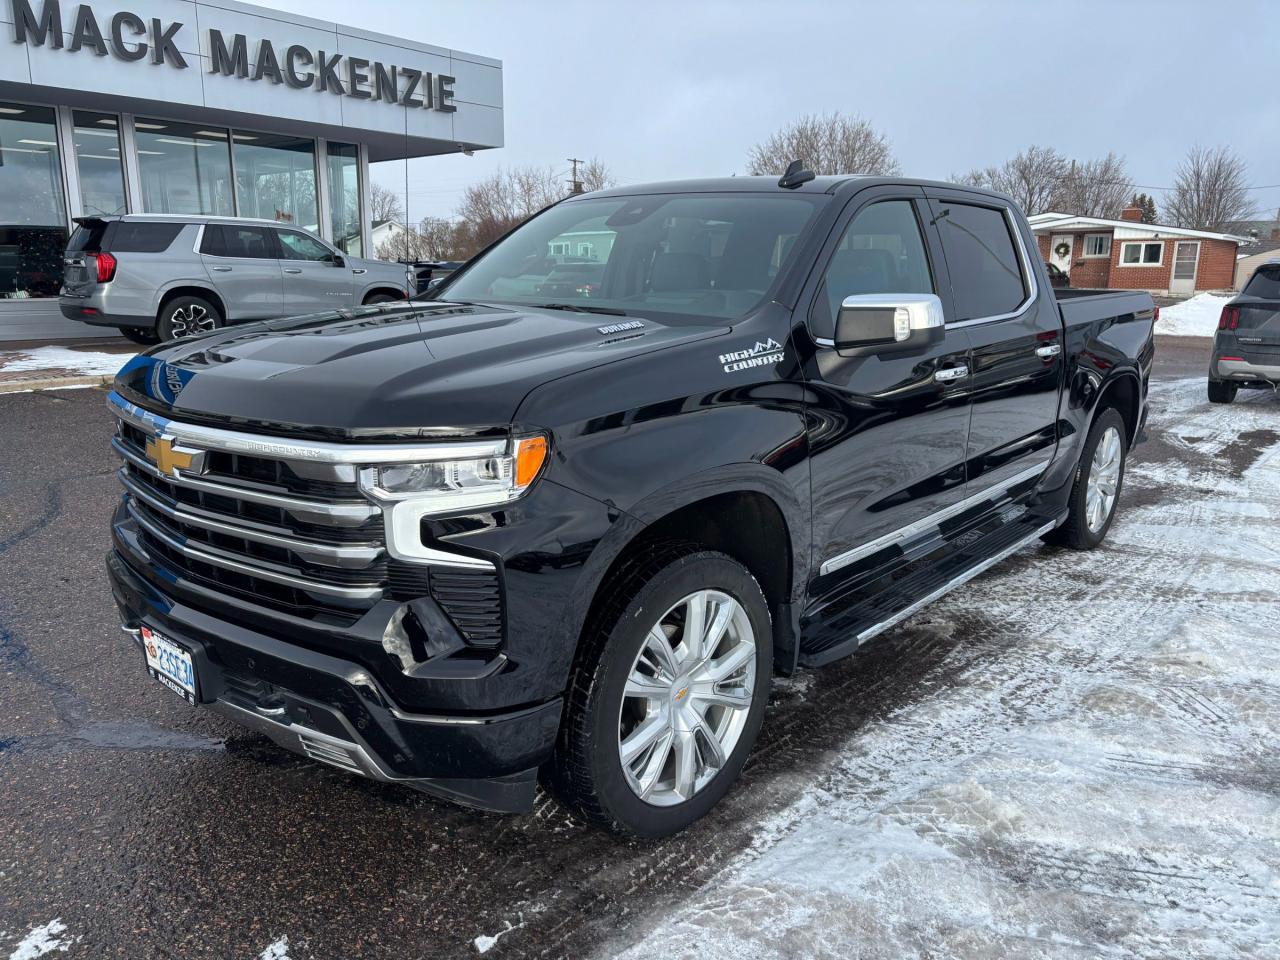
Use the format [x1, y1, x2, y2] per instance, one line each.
[1235, 302, 1280, 347]
[62, 218, 110, 295]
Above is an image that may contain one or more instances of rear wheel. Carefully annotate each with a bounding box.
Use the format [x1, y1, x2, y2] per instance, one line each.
[549, 546, 772, 837]
[1045, 407, 1127, 550]
[119, 327, 160, 346]
[1207, 379, 1237, 404]
[157, 295, 222, 341]
[363, 292, 400, 305]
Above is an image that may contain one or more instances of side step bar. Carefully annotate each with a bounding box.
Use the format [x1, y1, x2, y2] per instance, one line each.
[799, 511, 1064, 667]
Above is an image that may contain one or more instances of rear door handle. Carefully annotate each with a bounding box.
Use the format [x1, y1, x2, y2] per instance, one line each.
[284, 268, 302, 274]
[211, 266, 232, 272]
[1035, 343, 1062, 358]
[935, 364, 969, 383]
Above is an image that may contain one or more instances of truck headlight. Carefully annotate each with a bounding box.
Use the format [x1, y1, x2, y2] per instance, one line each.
[360, 435, 548, 565]
[360, 436, 548, 514]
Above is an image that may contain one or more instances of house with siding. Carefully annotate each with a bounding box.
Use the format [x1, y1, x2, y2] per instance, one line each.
[1028, 207, 1248, 296]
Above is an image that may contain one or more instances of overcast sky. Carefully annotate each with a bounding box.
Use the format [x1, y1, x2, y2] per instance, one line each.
[275, 0, 1280, 223]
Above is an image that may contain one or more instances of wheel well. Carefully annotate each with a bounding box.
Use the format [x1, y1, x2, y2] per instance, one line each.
[158, 286, 225, 321]
[582, 491, 793, 648]
[363, 287, 407, 304]
[1096, 374, 1140, 444]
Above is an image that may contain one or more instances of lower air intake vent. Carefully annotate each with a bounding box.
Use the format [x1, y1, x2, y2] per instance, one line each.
[430, 570, 504, 648]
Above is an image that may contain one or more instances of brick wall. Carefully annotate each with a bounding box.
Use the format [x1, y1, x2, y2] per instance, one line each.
[1195, 239, 1237, 290]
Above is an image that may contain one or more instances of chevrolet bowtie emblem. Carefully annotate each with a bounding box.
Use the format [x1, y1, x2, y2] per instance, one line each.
[145, 437, 198, 478]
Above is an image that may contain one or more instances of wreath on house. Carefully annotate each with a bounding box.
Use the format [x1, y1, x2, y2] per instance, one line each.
[1053, 241, 1071, 259]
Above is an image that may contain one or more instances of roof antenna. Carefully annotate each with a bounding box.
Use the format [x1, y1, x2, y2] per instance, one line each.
[778, 159, 815, 189]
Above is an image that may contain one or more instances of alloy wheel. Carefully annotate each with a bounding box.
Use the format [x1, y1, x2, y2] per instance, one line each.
[617, 589, 758, 807]
[168, 304, 216, 337]
[1086, 425, 1122, 533]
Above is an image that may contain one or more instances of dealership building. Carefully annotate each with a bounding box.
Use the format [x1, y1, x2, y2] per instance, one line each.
[0, 0, 503, 340]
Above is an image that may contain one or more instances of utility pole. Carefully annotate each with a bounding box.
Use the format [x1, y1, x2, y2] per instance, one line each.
[567, 157, 585, 195]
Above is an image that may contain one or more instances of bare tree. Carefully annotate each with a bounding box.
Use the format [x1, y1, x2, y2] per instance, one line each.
[376, 218, 470, 262]
[953, 145, 1067, 216]
[456, 164, 572, 250]
[746, 113, 900, 177]
[578, 157, 616, 194]
[1167, 146, 1254, 231]
[368, 182, 404, 224]
[1053, 153, 1134, 219]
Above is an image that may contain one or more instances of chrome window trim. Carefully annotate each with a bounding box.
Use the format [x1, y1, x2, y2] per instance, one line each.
[108, 392, 508, 465]
[940, 203, 1040, 330]
[819, 461, 1048, 576]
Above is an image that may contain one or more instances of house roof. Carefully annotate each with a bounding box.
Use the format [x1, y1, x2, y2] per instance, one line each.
[1028, 213, 1249, 244]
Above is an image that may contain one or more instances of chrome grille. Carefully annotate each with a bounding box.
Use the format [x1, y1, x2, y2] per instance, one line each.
[110, 401, 389, 619]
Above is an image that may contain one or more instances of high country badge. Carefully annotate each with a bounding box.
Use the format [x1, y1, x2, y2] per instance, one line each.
[720, 338, 784, 373]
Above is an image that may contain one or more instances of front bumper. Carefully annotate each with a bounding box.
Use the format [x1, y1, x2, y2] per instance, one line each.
[107, 549, 561, 813]
[1216, 356, 1280, 384]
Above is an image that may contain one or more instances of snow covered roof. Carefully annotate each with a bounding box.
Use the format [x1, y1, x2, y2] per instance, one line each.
[1029, 215, 1249, 244]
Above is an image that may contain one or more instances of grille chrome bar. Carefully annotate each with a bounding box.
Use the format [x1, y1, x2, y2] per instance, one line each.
[112, 437, 378, 527]
[119, 469, 383, 569]
[125, 500, 383, 601]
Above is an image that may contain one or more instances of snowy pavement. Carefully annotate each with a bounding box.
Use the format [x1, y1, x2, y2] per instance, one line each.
[610, 378, 1280, 960]
[0, 346, 134, 392]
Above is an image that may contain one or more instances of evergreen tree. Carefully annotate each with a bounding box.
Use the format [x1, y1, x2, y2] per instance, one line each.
[1130, 192, 1158, 224]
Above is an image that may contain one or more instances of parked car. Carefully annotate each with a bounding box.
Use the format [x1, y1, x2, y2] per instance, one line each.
[1208, 260, 1280, 403]
[1045, 262, 1070, 288]
[60, 215, 414, 343]
[104, 172, 1153, 837]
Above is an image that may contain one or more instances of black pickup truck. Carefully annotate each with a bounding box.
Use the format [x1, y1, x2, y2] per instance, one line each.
[106, 172, 1155, 837]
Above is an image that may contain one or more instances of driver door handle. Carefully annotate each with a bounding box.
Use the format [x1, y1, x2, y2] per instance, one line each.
[1035, 343, 1062, 358]
[211, 266, 232, 272]
[352, 268, 367, 275]
[935, 364, 969, 383]
[284, 268, 302, 274]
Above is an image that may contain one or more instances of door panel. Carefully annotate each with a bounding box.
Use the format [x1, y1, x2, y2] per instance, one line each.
[277, 229, 356, 313]
[198, 224, 283, 320]
[804, 191, 972, 591]
[926, 192, 1063, 494]
[1170, 241, 1199, 296]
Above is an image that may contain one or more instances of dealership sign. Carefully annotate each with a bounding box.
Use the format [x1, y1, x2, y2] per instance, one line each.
[9, 0, 458, 111]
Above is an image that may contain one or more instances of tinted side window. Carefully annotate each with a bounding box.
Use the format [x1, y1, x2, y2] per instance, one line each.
[820, 200, 933, 324]
[67, 221, 111, 253]
[933, 202, 1027, 320]
[110, 222, 183, 253]
[278, 230, 334, 262]
[203, 225, 276, 259]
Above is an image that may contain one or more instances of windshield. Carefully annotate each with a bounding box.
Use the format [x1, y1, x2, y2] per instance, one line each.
[434, 193, 827, 322]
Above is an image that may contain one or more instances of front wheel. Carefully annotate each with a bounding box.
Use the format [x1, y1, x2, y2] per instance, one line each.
[1207, 379, 1237, 404]
[548, 546, 772, 837]
[1045, 407, 1128, 550]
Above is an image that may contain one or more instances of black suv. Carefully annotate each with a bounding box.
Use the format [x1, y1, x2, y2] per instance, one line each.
[106, 173, 1154, 836]
[1208, 261, 1280, 403]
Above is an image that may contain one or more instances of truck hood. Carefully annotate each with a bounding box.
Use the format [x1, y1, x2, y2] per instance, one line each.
[115, 301, 726, 436]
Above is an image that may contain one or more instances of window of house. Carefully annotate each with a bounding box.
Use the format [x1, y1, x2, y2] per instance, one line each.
[1120, 241, 1163, 266]
[932, 201, 1027, 320]
[1083, 234, 1111, 258]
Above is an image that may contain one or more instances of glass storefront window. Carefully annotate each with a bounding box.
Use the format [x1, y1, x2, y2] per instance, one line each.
[135, 119, 233, 216]
[72, 111, 127, 216]
[234, 132, 318, 232]
[0, 102, 67, 299]
[327, 142, 362, 257]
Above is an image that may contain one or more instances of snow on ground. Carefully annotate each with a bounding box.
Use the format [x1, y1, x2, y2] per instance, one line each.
[1155, 292, 1233, 337]
[0, 347, 134, 378]
[4, 919, 78, 958]
[611, 378, 1280, 960]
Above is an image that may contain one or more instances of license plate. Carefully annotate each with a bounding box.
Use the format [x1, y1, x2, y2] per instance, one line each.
[141, 625, 198, 705]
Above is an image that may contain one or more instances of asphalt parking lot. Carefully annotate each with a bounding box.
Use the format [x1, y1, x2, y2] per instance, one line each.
[2, 337, 1277, 959]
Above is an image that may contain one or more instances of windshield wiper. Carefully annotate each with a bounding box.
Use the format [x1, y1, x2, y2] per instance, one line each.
[529, 302, 628, 317]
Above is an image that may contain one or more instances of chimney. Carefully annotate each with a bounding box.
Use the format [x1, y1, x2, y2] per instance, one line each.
[1120, 206, 1144, 223]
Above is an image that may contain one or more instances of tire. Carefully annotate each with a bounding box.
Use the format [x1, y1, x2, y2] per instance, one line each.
[157, 295, 222, 341]
[548, 544, 773, 837]
[1207, 379, 1237, 404]
[363, 292, 400, 305]
[119, 327, 160, 346]
[1044, 407, 1128, 550]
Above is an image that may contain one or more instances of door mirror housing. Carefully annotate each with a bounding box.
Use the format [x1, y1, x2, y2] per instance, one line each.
[332, 254, 346, 268]
[832, 293, 945, 354]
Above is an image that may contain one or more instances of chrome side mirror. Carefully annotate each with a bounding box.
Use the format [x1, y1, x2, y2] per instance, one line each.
[833, 293, 944, 354]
